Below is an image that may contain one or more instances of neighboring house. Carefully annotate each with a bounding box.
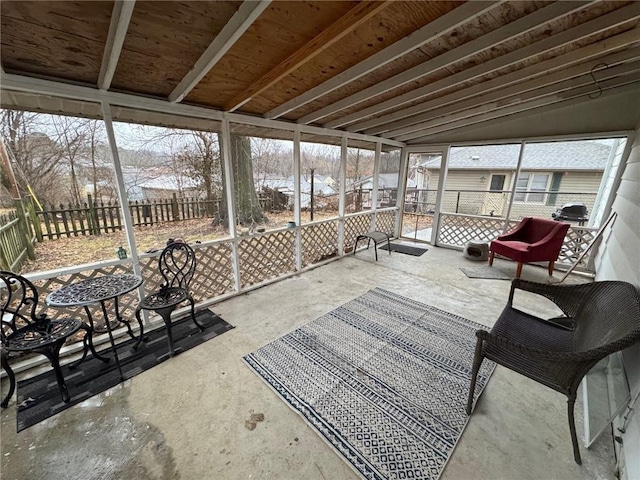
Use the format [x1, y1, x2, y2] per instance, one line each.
[414, 142, 612, 219]
[351, 173, 417, 208]
[122, 167, 201, 201]
[259, 175, 338, 209]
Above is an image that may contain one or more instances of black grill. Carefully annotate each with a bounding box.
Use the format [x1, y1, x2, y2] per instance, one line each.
[551, 202, 588, 225]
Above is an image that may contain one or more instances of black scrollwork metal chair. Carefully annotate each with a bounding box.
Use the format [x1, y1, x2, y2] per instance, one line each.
[466, 279, 640, 465]
[1, 271, 99, 407]
[135, 242, 204, 357]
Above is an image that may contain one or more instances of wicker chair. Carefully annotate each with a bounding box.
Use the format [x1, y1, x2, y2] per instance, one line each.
[466, 279, 640, 464]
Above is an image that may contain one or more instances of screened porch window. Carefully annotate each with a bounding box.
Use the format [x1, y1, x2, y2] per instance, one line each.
[514, 173, 550, 203]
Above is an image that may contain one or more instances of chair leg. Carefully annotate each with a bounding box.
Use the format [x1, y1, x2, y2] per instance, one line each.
[548, 261, 554, 276]
[516, 262, 523, 278]
[1, 349, 15, 408]
[157, 308, 177, 357]
[189, 296, 205, 331]
[466, 339, 484, 415]
[488, 252, 494, 266]
[568, 395, 582, 465]
[134, 307, 146, 349]
[44, 343, 71, 403]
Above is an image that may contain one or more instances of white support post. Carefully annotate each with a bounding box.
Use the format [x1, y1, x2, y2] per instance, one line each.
[371, 141, 381, 231]
[430, 147, 450, 246]
[338, 135, 347, 256]
[293, 128, 302, 271]
[503, 141, 527, 231]
[394, 147, 409, 238]
[101, 100, 141, 275]
[221, 118, 241, 292]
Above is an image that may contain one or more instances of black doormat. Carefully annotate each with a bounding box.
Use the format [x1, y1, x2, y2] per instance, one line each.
[380, 243, 428, 256]
[15, 309, 233, 432]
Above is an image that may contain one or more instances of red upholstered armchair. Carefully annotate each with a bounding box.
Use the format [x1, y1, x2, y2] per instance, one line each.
[489, 217, 570, 278]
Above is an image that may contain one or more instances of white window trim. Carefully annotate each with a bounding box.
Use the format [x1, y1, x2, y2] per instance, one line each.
[514, 172, 551, 204]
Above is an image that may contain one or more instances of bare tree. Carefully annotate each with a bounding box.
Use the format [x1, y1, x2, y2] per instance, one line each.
[52, 116, 87, 204]
[0, 110, 66, 206]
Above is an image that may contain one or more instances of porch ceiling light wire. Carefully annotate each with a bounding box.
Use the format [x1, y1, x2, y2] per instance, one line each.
[588, 62, 609, 99]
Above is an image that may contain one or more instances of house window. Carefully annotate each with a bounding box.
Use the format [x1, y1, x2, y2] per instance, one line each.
[514, 173, 550, 203]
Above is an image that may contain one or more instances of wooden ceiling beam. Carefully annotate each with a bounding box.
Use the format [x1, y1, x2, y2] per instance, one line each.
[264, 0, 500, 120]
[326, 2, 640, 129]
[98, 0, 136, 91]
[404, 77, 640, 142]
[168, 0, 271, 103]
[223, 0, 391, 113]
[405, 85, 636, 144]
[358, 29, 640, 134]
[394, 61, 640, 141]
[299, 1, 590, 125]
[382, 46, 640, 138]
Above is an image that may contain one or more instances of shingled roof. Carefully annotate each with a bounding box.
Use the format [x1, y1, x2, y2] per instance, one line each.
[418, 141, 612, 171]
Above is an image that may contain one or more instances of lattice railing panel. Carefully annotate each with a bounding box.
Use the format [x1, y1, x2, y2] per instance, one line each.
[437, 214, 597, 272]
[302, 221, 338, 267]
[138, 241, 235, 303]
[239, 230, 296, 287]
[437, 214, 507, 246]
[344, 213, 374, 253]
[34, 263, 139, 331]
[558, 226, 597, 271]
[375, 210, 397, 237]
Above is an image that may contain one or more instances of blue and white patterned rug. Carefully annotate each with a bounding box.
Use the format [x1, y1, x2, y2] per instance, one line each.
[244, 288, 495, 480]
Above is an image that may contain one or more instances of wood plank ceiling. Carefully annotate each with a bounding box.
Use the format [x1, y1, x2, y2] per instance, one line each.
[1, 0, 639, 143]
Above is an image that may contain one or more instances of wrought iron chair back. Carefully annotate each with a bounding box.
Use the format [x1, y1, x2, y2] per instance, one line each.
[158, 242, 196, 290]
[1, 271, 46, 342]
[1, 271, 89, 407]
[136, 242, 204, 357]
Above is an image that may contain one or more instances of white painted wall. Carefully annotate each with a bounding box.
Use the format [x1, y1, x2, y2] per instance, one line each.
[593, 118, 640, 480]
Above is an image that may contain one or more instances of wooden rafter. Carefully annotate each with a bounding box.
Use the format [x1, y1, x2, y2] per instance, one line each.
[168, 0, 271, 103]
[98, 0, 135, 91]
[407, 79, 640, 142]
[263, 0, 500, 120]
[223, 0, 392, 113]
[362, 34, 640, 136]
[298, 0, 591, 125]
[393, 62, 640, 141]
[325, 2, 640, 129]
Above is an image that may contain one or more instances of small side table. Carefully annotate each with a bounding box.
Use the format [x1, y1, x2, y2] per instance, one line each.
[463, 239, 489, 261]
[46, 274, 144, 380]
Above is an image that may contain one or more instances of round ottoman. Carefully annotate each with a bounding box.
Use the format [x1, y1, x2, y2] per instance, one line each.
[463, 239, 489, 261]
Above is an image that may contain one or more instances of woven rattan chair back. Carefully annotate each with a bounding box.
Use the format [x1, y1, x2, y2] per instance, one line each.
[573, 281, 640, 354]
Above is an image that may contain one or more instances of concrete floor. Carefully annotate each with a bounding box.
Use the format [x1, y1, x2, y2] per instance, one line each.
[1, 245, 618, 480]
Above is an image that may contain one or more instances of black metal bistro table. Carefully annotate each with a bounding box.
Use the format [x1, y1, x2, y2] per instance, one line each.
[46, 274, 144, 381]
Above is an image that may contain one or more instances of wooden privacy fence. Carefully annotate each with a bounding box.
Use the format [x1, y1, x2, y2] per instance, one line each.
[33, 194, 219, 240]
[0, 200, 36, 271]
[0, 194, 219, 252]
